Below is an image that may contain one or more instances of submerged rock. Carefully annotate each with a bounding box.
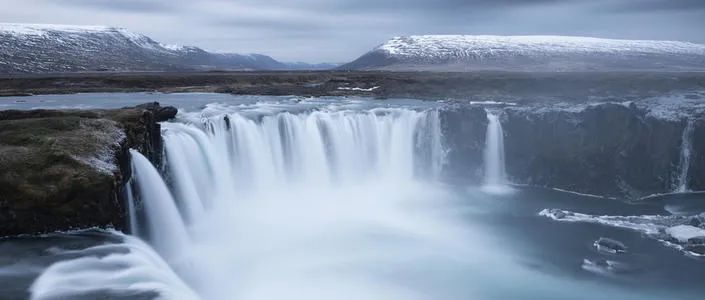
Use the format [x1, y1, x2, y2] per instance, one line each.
[594, 237, 628, 254]
[0, 103, 176, 236]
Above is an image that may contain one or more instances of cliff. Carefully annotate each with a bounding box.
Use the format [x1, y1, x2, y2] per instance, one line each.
[0, 103, 176, 236]
[441, 99, 705, 199]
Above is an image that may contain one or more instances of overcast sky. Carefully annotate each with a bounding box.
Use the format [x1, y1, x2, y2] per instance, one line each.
[1, 0, 704, 62]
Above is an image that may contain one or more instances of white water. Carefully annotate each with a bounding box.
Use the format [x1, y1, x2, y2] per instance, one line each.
[125, 176, 139, 236]
[129, 150, 190, 260]
[128, 106, 483, 300]
[30, 231, 198, 300]
[675, 120, 694, 193]
[482, 111, 511, 194]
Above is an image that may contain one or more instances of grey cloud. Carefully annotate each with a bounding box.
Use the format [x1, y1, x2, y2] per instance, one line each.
[607, 0, 705, 12]
[46, 0, 176, 12]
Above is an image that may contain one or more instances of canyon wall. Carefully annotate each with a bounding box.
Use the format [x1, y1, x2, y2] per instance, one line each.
[441, 101, 704, 199]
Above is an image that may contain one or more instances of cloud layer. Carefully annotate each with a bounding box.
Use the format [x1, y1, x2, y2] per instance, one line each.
[1, 0, 703, 62]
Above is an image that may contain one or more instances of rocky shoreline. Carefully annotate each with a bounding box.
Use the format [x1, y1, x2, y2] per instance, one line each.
[0, 103, 176, 236]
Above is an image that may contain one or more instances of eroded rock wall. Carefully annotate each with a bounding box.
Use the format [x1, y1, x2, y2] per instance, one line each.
[440, 102, 703, 199]
[0, 103, 175, 236]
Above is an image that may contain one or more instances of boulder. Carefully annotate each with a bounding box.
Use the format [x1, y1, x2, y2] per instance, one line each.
[594, 237, 628, 254]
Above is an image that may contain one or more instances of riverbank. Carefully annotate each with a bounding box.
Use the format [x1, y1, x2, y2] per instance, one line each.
[2, 71, 705, 103]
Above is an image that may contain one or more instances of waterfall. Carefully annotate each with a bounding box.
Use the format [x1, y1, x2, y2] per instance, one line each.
[159, 108, 445, 202]
[675, 120, 695, 193]
[129, 149, 190, 260]
[125, 177, 139, 236]
[126, 106, 465, 300]
[482, 110, 511, 194]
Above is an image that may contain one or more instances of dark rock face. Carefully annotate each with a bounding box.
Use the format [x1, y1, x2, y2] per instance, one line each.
[503, 104, 685, 198]
[441, 102, 702, 199]
[689, 119, 705, 191]
[440, 105, 488, 183]
[0, 103, 175, 236]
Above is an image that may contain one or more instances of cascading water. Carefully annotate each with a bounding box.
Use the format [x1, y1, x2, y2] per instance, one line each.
[675, 120, 694, 193]
[482, 110, 511, 194]
[30, 232, 199, 300]
[128, 149, 190, 260]
[122, 103, 476, 300]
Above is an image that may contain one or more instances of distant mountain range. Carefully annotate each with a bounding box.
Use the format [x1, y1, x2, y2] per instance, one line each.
[4, 24, 705, 74]
[0, 23, 338, 73]
[341, 35, 705, 71]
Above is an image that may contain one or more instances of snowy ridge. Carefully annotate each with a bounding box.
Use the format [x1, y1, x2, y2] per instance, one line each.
[0, 22, 310, 73]
[378, 35, 705, 58]
[343, 35, 705, 71]
[0, 23, 113, 35]
[0, 23, 168, 52]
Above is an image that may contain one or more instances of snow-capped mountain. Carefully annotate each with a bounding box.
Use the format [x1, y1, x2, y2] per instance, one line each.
[0, 23, 324, 73]
[341, 35, 705, 71]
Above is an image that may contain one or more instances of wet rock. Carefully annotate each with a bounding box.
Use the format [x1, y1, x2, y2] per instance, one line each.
[438, 105, 488, 182]
[223, 115, 231, 130]
[594, 237, 628, 254]
[133, 102, 178, 122]
[687, 236, 705, 245]
[688, 215, 704, 228]
[0, 103, 177, 236]
[501, 103, 687, 199]
[538, 208, 575, 220]
[552, 210, 568, 219]
[685, 244, 705, 256]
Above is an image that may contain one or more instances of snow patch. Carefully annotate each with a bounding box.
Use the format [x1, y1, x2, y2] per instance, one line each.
[337, 86, 380, 92]
[72, 123, 126, 174]
[666, 225, 705, 243]
[161, 43, 185, 51]
[469, 101, 517, 106]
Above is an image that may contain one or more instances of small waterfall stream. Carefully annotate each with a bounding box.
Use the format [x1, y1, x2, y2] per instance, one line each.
[675, 120, 694, 193]
[129, 149, 190, 260]
[482, 110, 511, 194]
